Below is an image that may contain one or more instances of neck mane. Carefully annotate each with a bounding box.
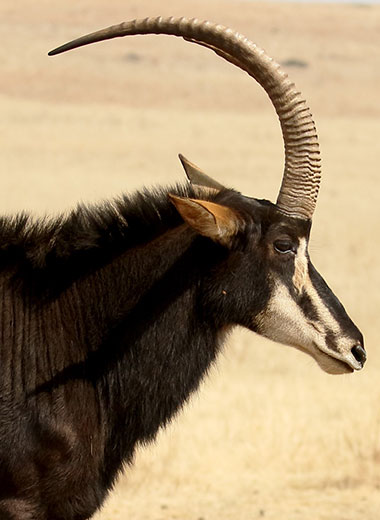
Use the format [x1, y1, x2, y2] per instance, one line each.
[1, 183, 210, 293]
[0, 182, 234, 490]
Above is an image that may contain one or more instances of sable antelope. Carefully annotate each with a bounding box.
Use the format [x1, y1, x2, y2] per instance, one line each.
[0, 17, 365, 520]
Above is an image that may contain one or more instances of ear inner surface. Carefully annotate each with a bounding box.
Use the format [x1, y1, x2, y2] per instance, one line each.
[169, 195, 240, 246]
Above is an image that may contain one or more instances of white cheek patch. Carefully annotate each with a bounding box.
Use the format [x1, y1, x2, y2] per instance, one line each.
[293, 237, 308, 292]
[257, 281, 315, 350]
[258, 279, 353, 369]
[257, 253, 352, 370]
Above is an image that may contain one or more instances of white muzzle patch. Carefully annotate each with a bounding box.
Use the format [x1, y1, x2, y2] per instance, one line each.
[257, 238, 362, 373]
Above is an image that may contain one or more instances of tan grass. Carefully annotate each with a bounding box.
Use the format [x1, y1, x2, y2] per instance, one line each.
[1, 1, 380, 518]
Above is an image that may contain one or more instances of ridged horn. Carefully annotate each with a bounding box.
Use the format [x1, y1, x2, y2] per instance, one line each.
[49, 16, 321, 220]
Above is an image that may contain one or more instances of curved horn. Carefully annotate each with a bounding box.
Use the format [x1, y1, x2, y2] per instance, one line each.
[49, 17, 321, 220]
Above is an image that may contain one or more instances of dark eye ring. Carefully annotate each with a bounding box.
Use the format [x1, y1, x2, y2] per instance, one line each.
[274, 240, 296, 255]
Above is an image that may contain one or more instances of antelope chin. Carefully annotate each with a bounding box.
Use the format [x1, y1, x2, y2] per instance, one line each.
[290, 342, 356, 375]
[312, 349, 354, 375]
[311, 341, 367, 374]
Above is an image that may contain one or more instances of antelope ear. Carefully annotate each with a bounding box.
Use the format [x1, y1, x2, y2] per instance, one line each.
[169, 194, 240, 247]
[178, 154, 224, 191]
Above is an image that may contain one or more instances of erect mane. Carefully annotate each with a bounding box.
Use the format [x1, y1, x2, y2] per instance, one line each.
[0, 184, 187, 267]
[0, 183, 236, 295]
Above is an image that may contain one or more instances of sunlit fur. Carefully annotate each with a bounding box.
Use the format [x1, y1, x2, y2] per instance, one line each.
[0, 184, 363, 519]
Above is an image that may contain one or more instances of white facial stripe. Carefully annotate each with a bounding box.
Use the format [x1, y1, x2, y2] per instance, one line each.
[291, 236, 343, 338]
[302, 277, 360, 364]
[259, 281, 315, 350]
[293, 237, 308, 292]
[303, 275, 341, 335]
[257, 271, 360, 373]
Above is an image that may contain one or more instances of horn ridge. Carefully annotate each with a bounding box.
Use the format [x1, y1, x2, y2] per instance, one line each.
[49, 16, 321, 220]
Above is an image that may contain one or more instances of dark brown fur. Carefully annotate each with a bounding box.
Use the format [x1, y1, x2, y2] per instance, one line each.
[0, 181, 363, 519]
[0, 184, 276, 519]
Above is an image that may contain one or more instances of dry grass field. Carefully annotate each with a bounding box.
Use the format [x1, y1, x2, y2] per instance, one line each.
[1, 0, 380, 518]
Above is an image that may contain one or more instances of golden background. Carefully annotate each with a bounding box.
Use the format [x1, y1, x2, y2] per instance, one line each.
[1, 1, 379, 518]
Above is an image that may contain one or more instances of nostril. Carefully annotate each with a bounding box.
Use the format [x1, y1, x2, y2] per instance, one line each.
[351, 345, 367, 365]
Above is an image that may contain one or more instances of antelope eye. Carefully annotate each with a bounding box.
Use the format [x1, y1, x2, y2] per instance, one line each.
[274, 239, 296, 254]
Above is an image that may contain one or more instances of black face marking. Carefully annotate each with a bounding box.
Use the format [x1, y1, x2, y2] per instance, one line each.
[325, 330, 340, 353]
[299, 291, 319, 321]
[308, 261, 363, 345]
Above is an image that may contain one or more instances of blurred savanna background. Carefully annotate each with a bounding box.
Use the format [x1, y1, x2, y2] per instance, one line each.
[1, 0, 380, 518]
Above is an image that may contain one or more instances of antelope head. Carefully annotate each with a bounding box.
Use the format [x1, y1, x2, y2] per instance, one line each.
[49, 17, 365, 374]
